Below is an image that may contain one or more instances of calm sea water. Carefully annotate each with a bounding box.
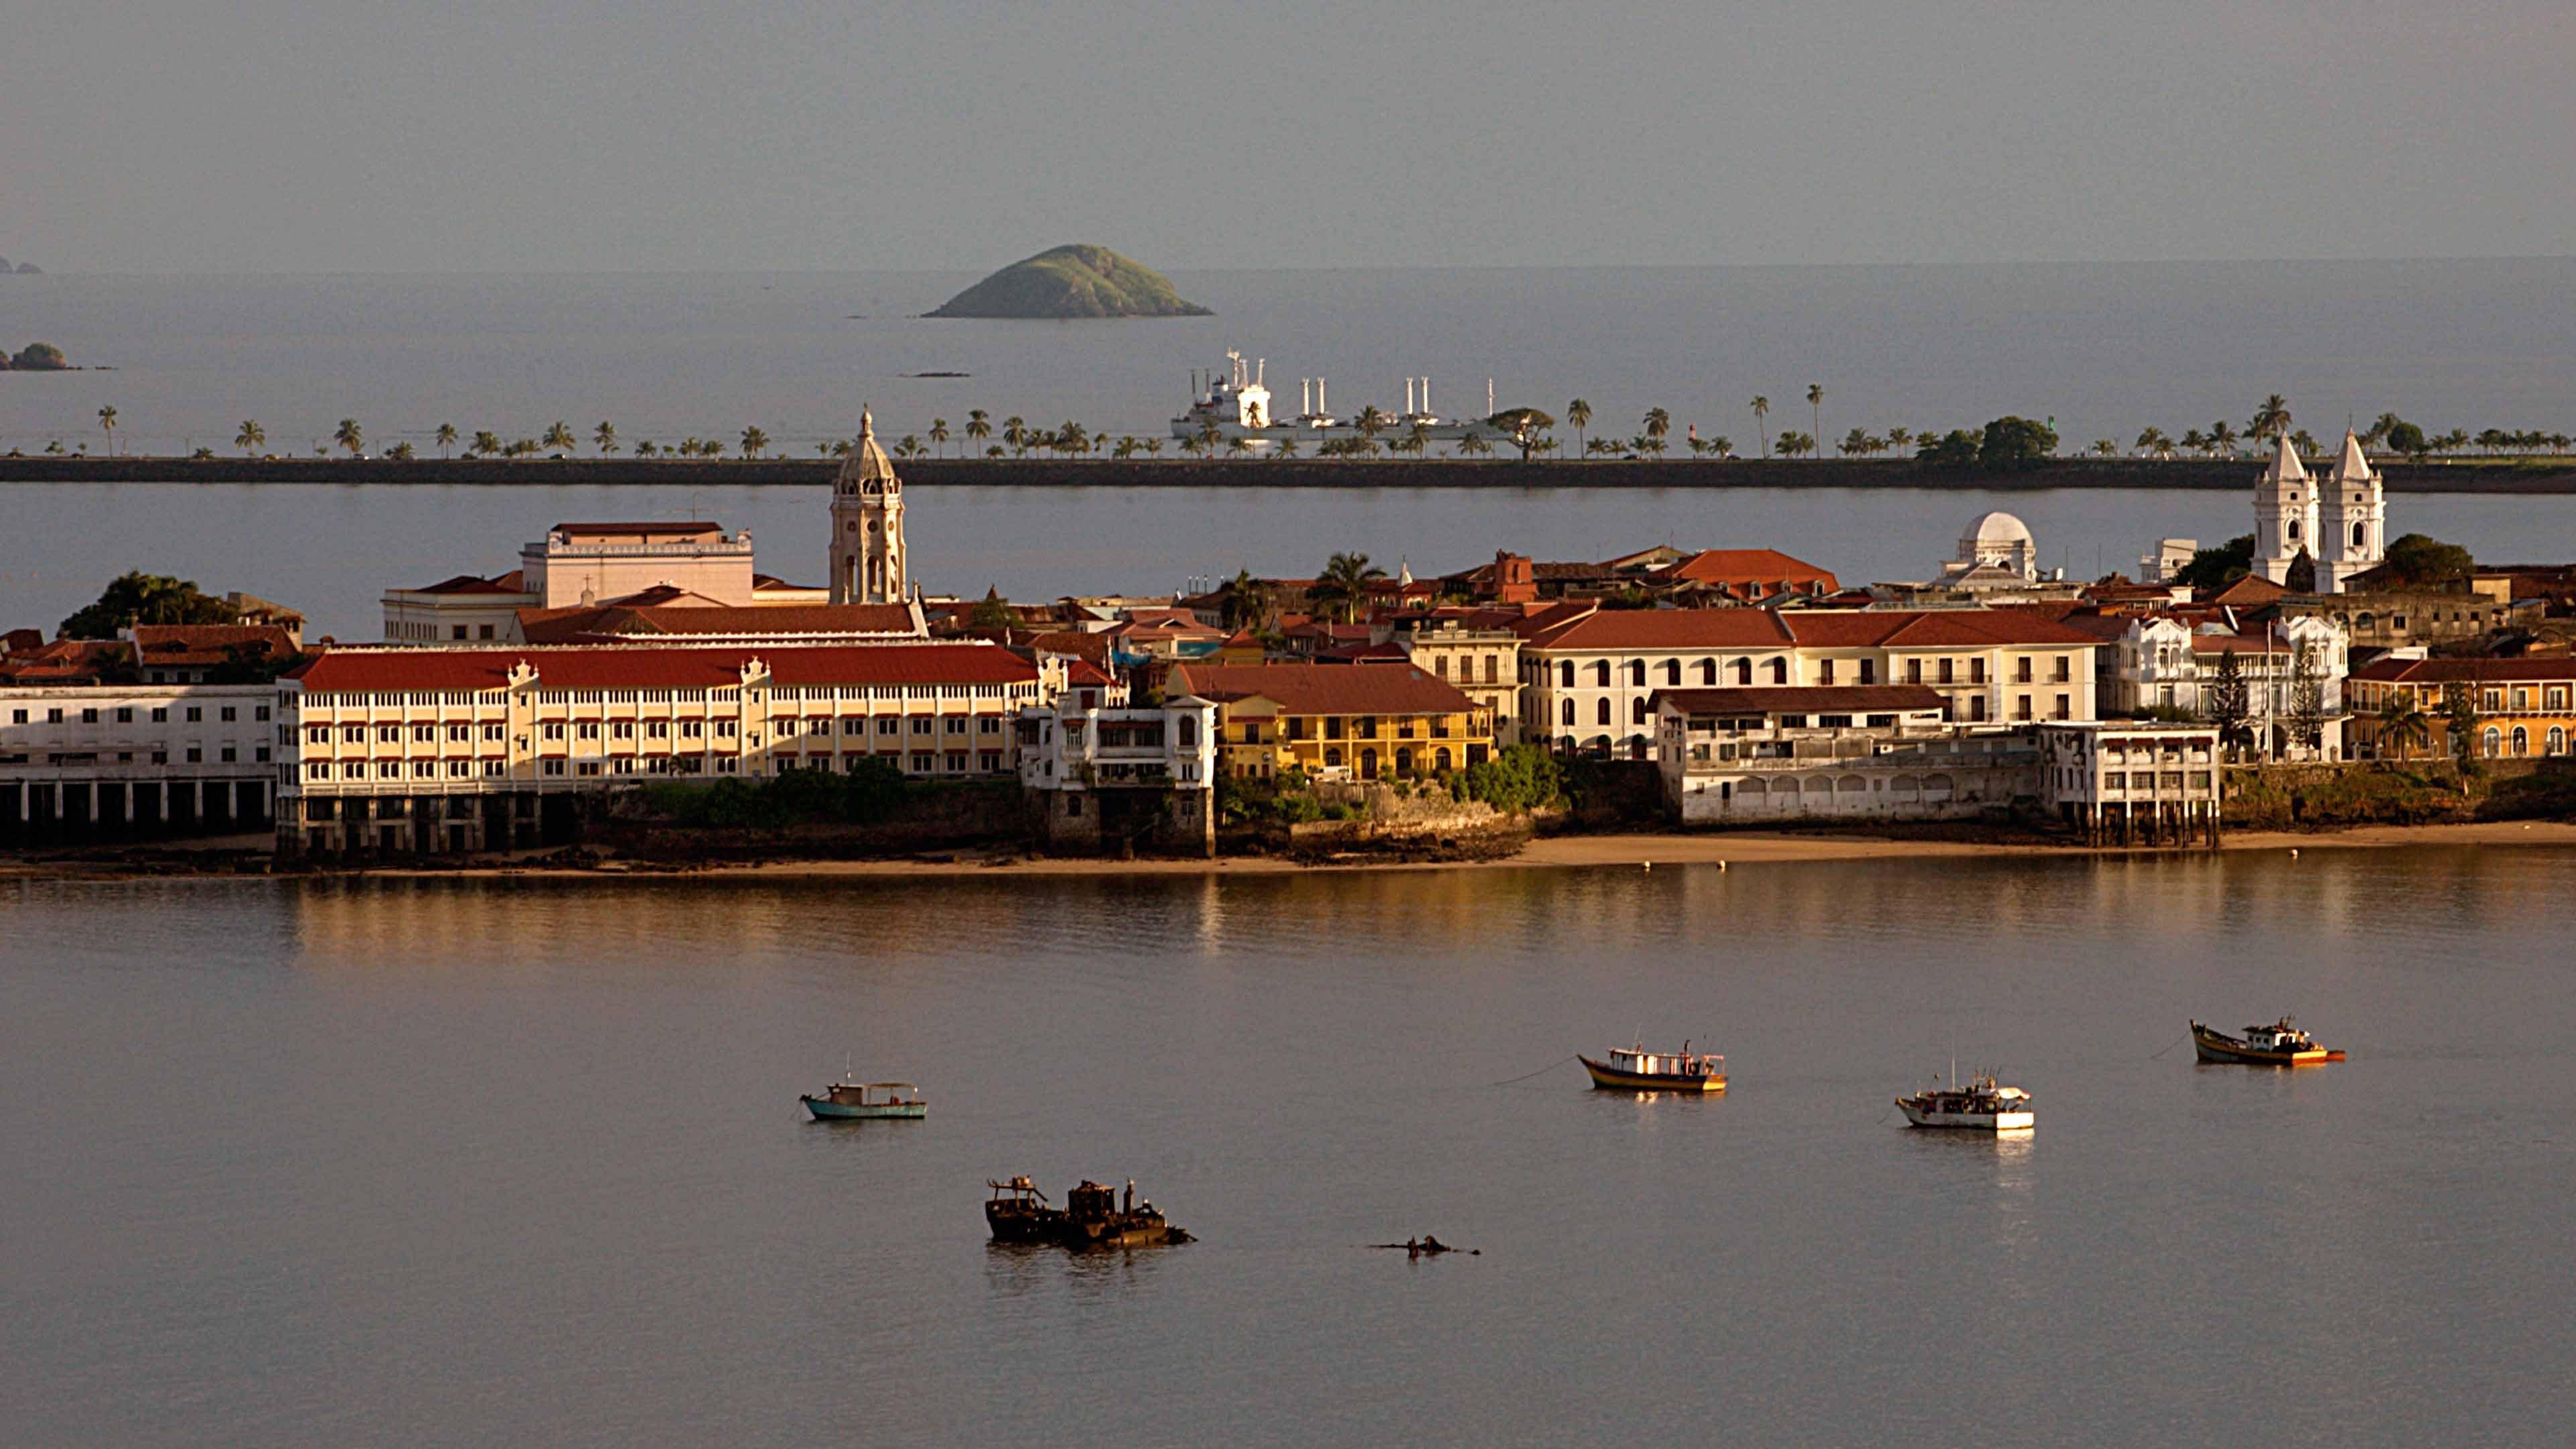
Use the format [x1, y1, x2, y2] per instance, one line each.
[5, 850, 2574, 1446]
[7, 260, 2576, 636]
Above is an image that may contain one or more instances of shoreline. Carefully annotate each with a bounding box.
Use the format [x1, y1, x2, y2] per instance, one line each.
[9, 819, 2573, 885]
[7, 455, 2576, 494]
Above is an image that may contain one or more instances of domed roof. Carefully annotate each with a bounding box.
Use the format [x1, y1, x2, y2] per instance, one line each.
[1962, 511, 2033, 546]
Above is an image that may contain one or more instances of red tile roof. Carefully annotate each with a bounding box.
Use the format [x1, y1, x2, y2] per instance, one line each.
[0, 639, 131, 684]
[1523, 609, 1794, 650]
[1171, 662, 1480, 716]
[552, 521, 724, 539]
[1652, 685, 1948, 714]
[1656, 548, 1839, 592]
[286, 643, 1038, 692]
[2350, 657, 2576, 684]
[517, 604, 920, 644]
[130, 625, 301, 667]
[1064, 659, 1116, 687]
[405, 572, 531, 596]
[1521, 606, 2105, 653]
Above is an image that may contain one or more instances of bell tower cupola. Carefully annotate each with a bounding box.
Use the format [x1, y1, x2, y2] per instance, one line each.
[829, 409, 907, 605]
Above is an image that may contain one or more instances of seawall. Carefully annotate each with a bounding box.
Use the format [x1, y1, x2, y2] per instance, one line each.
[7, 455, 2576, 493]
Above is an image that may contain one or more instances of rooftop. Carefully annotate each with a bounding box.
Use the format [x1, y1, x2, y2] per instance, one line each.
[1172, 662, 1480, 717]
[286, 642, 1038, 693]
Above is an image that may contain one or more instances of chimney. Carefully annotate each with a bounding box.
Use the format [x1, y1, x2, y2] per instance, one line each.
[1405, 378, 1416, 415]
[1423, 378, 1432, 417]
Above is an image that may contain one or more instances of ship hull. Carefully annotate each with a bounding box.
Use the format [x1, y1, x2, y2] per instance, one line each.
[801, 1095, 926, 1120]
[1897, 1101, 2035, 1130]
[1579, 1055, 1727, 1093]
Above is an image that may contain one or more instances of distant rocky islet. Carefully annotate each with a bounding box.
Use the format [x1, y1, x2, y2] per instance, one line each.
[926, 244, 1208, 319]
[0, 257, 41, 274]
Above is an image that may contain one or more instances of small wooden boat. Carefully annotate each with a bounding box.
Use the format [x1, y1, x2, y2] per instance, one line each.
[1896, 1071, 2034, 1131]
[985, 1175, 1190, 1248]
[2192, 1018, 2344, 1066]
[800, 1079, 927, 1121]
[1579, 1040, 1726, 1092]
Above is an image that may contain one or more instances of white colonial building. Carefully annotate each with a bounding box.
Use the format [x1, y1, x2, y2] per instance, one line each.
[1016, 687, 1218, 855]
[2255, 430, 2385, 592]
[3, 682, 284, 842]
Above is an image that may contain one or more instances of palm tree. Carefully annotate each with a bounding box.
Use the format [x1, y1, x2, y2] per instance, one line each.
[593, 421, 619, 455]
[97, 405, 119, 455]
[1275, 436, 1300, 459]
[1216, 568, 1271, 629]
[1566, 398, 1593, 458]
[542, 421, 577, 454]
[2135, 426, 2171, 458]
[2208, 421, 2238, 458]
[435, 423, 458, 457]
[235, 420, 266, 457]
[739, 425, 769, 459]
[1456, 432, 1492, 460]
[1002, 417, 1027, 456]
[1643, 408, 1670, 456]
[1353, 405, 1389, 442]
[1776, 430, 1816, 458]
[1806, 384, 1824, 455]
[2248, 393, 2291, 440]
[894, 435, 925, 459]
[471, 430, 501, 458]
[1706, 434, 1733, 458]
[965, 410, 991, 451]
[634, 441, 658, 458]
[929, 417, 950, 456]
[1142, 437, 1163, 458]
[1312, 551, 1388, 623]
[333, 418, 363, 456]
[2377, 692, 2431, 761]
[1750, 396, 1771, 458]
[1886, 426, 1912, 454]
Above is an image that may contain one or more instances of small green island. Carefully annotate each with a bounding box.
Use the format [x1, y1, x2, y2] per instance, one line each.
[926, 244, 1210, 319]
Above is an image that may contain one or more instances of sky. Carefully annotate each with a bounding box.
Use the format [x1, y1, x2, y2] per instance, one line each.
[5, 1, 2573, 274]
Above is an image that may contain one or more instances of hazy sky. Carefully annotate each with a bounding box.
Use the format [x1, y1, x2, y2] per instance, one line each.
[7, 1, 2572, 272]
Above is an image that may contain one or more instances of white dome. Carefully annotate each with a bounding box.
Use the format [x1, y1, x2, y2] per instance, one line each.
[1963, 511, 2033, 547]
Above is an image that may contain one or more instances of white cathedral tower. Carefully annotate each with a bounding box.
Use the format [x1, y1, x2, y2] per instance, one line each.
[829, 410, 907, 605]
[2253, 431, 2316, 586]
[2315, 429, 2386, 594]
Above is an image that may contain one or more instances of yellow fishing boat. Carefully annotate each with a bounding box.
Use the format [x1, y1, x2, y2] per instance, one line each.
[2192, 1018, 2345, 1066]
[1578, 1041, 1726, 1093]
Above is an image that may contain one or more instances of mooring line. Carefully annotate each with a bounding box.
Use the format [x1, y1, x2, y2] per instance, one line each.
[1491, 1055, 1578, 1086]
[2149, 1032, 2191, 1060]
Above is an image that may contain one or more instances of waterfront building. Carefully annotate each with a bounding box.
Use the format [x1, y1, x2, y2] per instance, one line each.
[2093, 614, 2349, 718]
[1016, 688, 1218, 855]
[1379, 612, 1526, 744]
[276, 642, 1045, 856]
[829, 411, 909, 606]
[1518, 607, 2103, 760]
[1170, 662, 1491, 782]
[2345, 657, 2576, 760]
[383, 521, 827, 642]
[1, 681, 284, 844]
[2039, 722, 2226, 843]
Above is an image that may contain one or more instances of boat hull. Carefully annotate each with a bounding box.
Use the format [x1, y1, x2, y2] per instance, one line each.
[1897, 1100, 2035, 1131]
[2190, 1024, 2343, 1066]
[1579, 1055, 1726, 1092]
[801, 1096, 927, 1121]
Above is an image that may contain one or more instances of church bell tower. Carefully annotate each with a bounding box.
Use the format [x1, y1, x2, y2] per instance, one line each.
[2316, 429, 2386, 594]
[830, 410, 906, 605]
[2253, 431, 2315, 586]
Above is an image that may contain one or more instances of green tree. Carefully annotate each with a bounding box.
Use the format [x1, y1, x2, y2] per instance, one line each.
[1216, 568, 1271, 630]
[1916, 429, 1981, 469]
[2247, 393, 2292, 439]
[1978, 415, 2058, 470]
[1311, 551, 1387, 623]
[2373, 533, 2475, 590]
[1003, 416, 1027, 455]
[1353, 405, 1389, 441]
[435, 423, 458, 457]
[333, 418, 364, 457]
[965, 409, 991, 451]
[59, 572, 239, 639]
[1566, 398, 1592, 458]
[2288, 641, 2328, 749]
[967, 590, 1015, 629]
[12, 342, 68, 370]
[97, 405, 119, 455]
[387, 441, 415, 461]
[1775, 430, 1816, 459]
[739, 425, 769, 459]
[471, 430, 501, 458]
[2442, 682, 2481, 766]
[2135, 426, 2173, 458]
[929, 417, 950, 456]
[2204, 647, 2253, 756]
[1750, 395, 1771, 458]
[2171, 533, 2256, 591]
[1487, 407, 1556, 460]
[1459, 743, 1564, 813]
[2383, 419, 2428, 458]
[593, 421, 619, 455]
[1805, 384, 1823, 451]
[1642, 407, 1670, 455]
[542, 421, 576, 454]
[235, 420, 266, 457]
[2376, 690, 2430, 760]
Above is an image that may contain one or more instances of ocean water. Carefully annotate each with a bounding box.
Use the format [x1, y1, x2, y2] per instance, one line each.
[5, 849, 2574, 1446]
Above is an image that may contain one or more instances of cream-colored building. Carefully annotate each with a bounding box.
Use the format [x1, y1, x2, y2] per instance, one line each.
[1521, 607, 2103, 759]
[382, 521, 830, 643]
[278, 641, 1047, 856]
[1384, 614, 1525, 743]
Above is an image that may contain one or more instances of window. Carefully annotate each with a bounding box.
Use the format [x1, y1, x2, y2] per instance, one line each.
[1627, 661, 1646, 686]
[877, 716, 900, 735]
[451, 625, 468, 640]
[1733, 659, 1752, 685]
[541, 722, 565, 741]
[1559, 660, 1575, 688]
[2016, 657, 2033, 684]
[1970, 659, 1987, 685]
[446, 724, 469, 742]
[378, 725, 400, 743]
[1631, 698, 1650, 724]
[1593, 661, 1611, 687]
[1561, 700, 1575, 726]
[484, 723, 506, 741]
[1595, 699, 1611, 726]
[1937, 659, 1953, 685]
[1662, 659, 1680, 686]
[8, 708, 22, 724]
[681, 720, 703, 739]
[152, 706, 168, 722]
[945, 716, 968, 735]
[1699, 659, 1717, 686]
[543, 759, 566, 776]
[1768, 659, 1786, 684]
[910, 752, 932, 773]
[221, 746, 238, 763]
[576, 722, 600, 741]
[82, 707, 99, 724]
[2053, 656, 2071, 684]
[1820, 660, 1835, 686]
[186, 706, 203, 722]
[945, 751, 967, 772]
[1970, 696, 1987, 722]
[612, 721, 635, 739]
[412, 759, 435, 777]
[413, 724, 436, 742]
[479, 625, 496, 640]
[2015, 696, 2032, 721]
[186, 747, 204, 763]
[978, 716, 1000, 735]
[1484, 655, 1499, 686]
[775, 718, 799, 738]
[1177, 716, 1198, 746]
[1434, 655, 1449, 679]
[116, 706, 133, 723]
[343, 725, 364, 743]
[2054, 694, 2070, 720]
[910, 716, 933, 735]
[1859, 659, 1876, 686]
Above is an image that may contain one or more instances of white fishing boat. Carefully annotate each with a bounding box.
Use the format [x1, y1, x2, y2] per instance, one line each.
[1895, 1070, 2033, 1131]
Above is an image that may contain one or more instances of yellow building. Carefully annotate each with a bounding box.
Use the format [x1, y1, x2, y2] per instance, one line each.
[2347, 657, 2576, 759]
[1171, 663, 1492, 781]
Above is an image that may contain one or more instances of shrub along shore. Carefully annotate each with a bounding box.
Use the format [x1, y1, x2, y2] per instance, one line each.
[8, 455, 2576, 492]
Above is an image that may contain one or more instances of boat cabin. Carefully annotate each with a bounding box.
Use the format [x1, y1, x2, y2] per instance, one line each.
[825, 1081, 921, 1108]
[1606, 1044, 1723, 1080]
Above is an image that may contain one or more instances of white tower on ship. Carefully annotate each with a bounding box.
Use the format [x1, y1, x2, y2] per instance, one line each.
[829, 410, 907, 604]
[2315, 429, 2386, 594]
[2253, 431, 2316, 586]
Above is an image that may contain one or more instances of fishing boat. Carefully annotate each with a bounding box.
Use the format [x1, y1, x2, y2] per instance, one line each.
[800, 1079, 927, 1121]
[1895, 1071, 2035, 1131]
[2191, 1018, 2345, 1066]
[1578, 1041, 1727, 1093]
[985, 1175, 1191, 1249]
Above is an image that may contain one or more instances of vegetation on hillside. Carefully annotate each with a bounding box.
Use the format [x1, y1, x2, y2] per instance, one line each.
[926, 244, 1211, 319]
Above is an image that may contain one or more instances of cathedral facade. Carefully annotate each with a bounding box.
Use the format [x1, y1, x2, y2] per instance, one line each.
[2255, 429, 2383, 593]
[830, 411, 909, 605]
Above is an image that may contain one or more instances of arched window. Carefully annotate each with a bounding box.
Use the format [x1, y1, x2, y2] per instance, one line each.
[2353, 522, 2367, 548]
[1699, 658, 1717, 685]
[2288, 520, 2302, 541]
[1628, 735, 1650, 760]
[2550, 727, 2567, 756]
[1324, 747, 1342, 767]
[1395, 747, 1414, 774]
[1595, 698, 1612, 726]
[1359, 748, 1379, 777]
[1663, 659, 1681, 686]
[1768, 658, 1788, 684]
[1177, 716, 1198, 747]
[1631, 698, 1649, 724]
[1434, 747, 1452, 772]
[1560, 699, 1576, 726]
[1733, 659, 1752, 685]
[2512, 727, 2529, 757]
[2483, 726, 2502, 758]
[1559, 660, 1575, 688]
[1627, 660, 1646, 686]
[1592, 660, 1611, 686]
[1558, 734, 1576, 754]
